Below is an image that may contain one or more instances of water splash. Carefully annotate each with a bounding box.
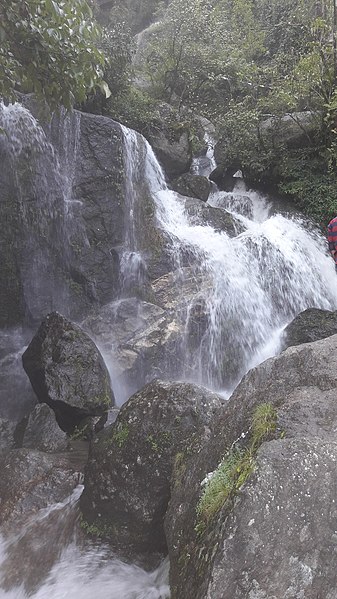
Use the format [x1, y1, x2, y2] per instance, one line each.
[0, 487, 170, 599]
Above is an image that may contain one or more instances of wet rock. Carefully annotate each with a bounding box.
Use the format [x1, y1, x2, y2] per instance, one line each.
[82, 298, 182, 401]
[171, 174, 211, 202]
[147, 110, 192, 181]
[83, 271, 213, 401]
[0, 448, 80, 526]
[0, 419, 16, 453]
[0, 103, 125, 328]
[183, 197, 238, 235]
[205, 437, 337, 599]
[21, 404, 69, 452]
[166, 333, 337, 599]
[80, 379, 224, 564]
[0, 329, 37, 421]
[22, 312, 114, 433]
[282, 307, 337, 350]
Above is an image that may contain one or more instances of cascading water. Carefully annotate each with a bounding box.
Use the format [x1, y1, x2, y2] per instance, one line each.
[120, 126, 148, 294]
[0, 102, 84, 325]
[140, 135, 337, 393]
[0, 487, 170, 599]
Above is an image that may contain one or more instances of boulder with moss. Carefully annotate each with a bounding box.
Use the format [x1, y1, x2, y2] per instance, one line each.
[80, 379, 224, 565]
[22, 312, 114, 434]
[166, 333, 337, 599]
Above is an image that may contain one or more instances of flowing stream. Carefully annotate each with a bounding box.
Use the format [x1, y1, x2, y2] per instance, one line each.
[0, 487, 170, 599]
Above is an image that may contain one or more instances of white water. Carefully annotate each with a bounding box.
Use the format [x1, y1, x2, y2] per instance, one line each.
[0, 487, 170, 599]
[139, 135, 337, 392]
[120, 126, 148, 294]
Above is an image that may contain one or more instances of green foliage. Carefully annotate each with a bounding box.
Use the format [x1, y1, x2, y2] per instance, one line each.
[195, 403, 279, 535]
[278, 148, 337, 224]
[80, 515, 113, 537]
[107, 86, 160, 133]
[0, 0, 105, 109]
[195, 448, 255, 534]
[251, 402, 278, 450]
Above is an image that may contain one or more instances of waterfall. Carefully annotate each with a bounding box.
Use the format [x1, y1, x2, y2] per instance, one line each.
[0, 102, 83, 326]
[120, 126, 148, 294]
[2, 102, 337, 598]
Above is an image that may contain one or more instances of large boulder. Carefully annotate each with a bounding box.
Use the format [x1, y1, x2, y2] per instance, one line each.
[80, 379, 224, 564]
[259, 111, 319, 150]
[165, 333, 337, 599]
[282, 307, 337, 350]
[22, 312, 114, 433]
[149, 129, 192, 179]
[170, 174, 211, 202]
[0, 446, 82, 592]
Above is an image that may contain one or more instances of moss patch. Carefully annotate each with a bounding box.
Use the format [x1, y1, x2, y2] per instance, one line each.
[112, 422, 130, 448]
[195, 403, 279, 535]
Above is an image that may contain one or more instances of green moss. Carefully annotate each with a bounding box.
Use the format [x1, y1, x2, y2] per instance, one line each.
[146, 431, 172, 454]
[195, 403, 279, 536]
[92, 376, 112, 410]
[80, 516, 114, 538]
[173, 451, 187, 484]
[69, 422, 90, 441]
[112, 422, 130, 448]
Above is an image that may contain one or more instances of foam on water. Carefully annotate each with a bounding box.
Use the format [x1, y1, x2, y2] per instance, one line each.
[0, 488, 170, 599]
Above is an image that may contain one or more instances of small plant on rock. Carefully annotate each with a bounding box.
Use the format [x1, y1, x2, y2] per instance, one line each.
[195, 402, 278, 535]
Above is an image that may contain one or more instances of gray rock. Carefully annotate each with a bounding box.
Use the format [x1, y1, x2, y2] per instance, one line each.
[0, 418, 16, 453]
[0, 448, 80, 526]
[0, 103, 125, 328]
[259, 110, 319, 149]
[166, 333, 337, 599]
[206, 437, 337, 599]
[22, 404, 69, 452]
[184, 197, 238, 235]
[22, 312, 114, 433]
[282, 307, 337, 350]
[82, 271, 213, 401]
[171, 174, 211, 202]
[80, 379, 224, 564]
[148, 128, 192, 179]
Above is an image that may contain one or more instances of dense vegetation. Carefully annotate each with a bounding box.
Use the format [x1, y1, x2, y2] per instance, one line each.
[0, 0, 105, 109]
[97, 0, 337, 224]
[1, 0, 337, 222]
